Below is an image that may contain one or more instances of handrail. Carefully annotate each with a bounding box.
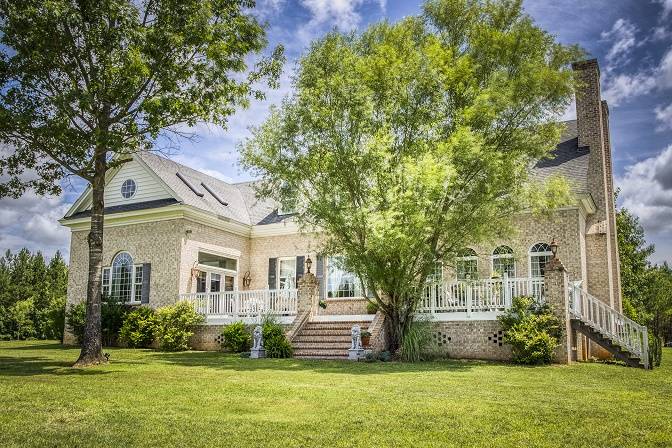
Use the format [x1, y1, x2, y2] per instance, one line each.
[179, 288, 298, 319]
[569, 284, 649, 368]
[418, 276, 545, 315]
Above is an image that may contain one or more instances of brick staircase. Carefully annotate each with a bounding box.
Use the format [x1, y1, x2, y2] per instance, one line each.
[292, 320, 369, 359]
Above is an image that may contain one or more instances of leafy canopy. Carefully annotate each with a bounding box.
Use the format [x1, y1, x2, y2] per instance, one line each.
[242, 0, 580, 332]
[0, 0, 283, 195]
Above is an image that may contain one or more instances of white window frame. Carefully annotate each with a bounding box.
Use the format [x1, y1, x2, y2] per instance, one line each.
[101, 251, 142, 304]
[491, 246, 516, 278]
[277, 256, 297, 290]
[326, 256, 364, 299]
[529, 243, 553, 278]
[194, 250, 239, 293]
[455, 249, 478, 281]
[120, 179, 137, 200]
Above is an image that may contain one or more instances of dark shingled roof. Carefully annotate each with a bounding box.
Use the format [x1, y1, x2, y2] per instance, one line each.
[66, 198, 179, 220]
[531, 120, 589, 194]
[64, 120, 589, 226]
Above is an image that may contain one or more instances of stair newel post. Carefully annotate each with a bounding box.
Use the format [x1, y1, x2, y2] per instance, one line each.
[544, 250, 572, 365]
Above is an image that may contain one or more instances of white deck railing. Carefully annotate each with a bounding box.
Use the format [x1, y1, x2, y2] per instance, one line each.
[418, 276, 544, 317]
[179, 288, 298, 322]
[569, 284, 648, 367]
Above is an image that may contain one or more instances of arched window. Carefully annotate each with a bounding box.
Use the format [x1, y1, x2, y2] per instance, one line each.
[456, 248, 478, 280]
[492, 245, 515, 277]
[101, 252, 143, 303]
[529, 243, 553, 277]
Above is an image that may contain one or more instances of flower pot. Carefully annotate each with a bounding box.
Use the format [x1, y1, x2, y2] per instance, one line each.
[361, 335, 371, 347]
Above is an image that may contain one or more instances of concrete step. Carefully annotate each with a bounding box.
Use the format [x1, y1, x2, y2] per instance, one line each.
[298, 329, 352, 336]
[294, 354, 349, 360]
[293, 342, 351, 349]
[293, 335, 352, 343]
[293, 348, 349, 357]
[302, 322, 370, 330]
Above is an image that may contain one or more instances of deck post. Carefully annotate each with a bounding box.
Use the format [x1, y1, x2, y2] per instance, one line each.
[544, 256, 572, 364]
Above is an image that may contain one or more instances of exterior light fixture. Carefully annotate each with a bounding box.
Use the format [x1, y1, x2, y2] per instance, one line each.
[306, 255, 313, 274]
[550, 239, 558, 258]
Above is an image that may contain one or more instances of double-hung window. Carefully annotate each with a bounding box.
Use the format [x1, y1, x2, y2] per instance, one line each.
[492, 245, 516, 277]
[278, 257, 297, 290]
[529, 243, 553, 277]
[455, 248, 478, 281]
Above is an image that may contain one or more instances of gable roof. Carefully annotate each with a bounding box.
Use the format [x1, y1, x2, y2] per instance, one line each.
[63, 120, 589, 226]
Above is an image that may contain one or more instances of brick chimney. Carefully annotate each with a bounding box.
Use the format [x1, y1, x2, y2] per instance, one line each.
[572, 58, 607, 220]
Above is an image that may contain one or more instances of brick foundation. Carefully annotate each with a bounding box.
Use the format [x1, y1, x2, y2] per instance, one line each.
[430, 320, 512, 361]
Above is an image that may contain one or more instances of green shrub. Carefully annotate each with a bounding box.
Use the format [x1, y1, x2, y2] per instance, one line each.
[648, 333, 663, 368]
[498, 296, 562, 365]
[41, 296, 66, 341]
[101, 294, 130, 346]
[154, 301, 204, 351]
[120, 307, 157, 348]
[221, 321, 251, 352]
[400, 317, 435, 362]
[8, 298, 37, 340]
[262, 315, 293, 358]
[66, 302, 86, 345]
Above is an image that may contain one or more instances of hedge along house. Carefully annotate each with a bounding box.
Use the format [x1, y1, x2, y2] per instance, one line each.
[60, 59, 649, 367]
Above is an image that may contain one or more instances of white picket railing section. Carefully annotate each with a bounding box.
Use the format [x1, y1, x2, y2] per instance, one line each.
[418, 275, 544, 316]
[179, 289, 298, 320]
[569, 284, 648, 368]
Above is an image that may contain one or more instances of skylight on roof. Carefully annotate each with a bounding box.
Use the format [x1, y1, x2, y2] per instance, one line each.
[176, 172, 204, 197]
[201, 182, 228, 206]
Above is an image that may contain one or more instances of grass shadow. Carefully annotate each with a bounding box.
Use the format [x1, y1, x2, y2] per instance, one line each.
[0, 355, 114, 377]
[146, 349, 478, 375]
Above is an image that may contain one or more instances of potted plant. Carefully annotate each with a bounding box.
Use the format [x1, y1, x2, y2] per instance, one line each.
[361, 330, 372, 348]
[366, 301, 378, 314]
[319, 300, 327, 309]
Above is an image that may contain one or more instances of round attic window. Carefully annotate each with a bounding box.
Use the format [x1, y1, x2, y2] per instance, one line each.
[121, 179, 137, 199]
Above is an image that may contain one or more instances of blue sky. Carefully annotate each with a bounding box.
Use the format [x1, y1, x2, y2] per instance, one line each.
[0, 0, 671, 264]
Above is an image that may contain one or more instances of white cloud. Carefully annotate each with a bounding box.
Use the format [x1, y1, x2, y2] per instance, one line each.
[652, 26, 671, 41]
[0, 191, 72, 259]
[655, 102, 672, 132]
[602, 47, 672, 105]
[601, 18, 638, 71]
[617, 145, 672, 234]
[297, 0, 386, 42]
[656, 0, 672, 18]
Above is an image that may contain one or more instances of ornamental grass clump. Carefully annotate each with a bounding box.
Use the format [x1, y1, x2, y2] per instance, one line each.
[261, 315, 293, 358]
[498, 296, 562, 365]
[154, 301, 204, 352]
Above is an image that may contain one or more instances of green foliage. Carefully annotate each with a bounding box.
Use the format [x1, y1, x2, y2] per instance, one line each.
[261, 315, 293, 358]
[8, 298, 37, 340]
[498, 296, 563, 365]
[220, 321, 251, 353]
[101, 295, 131, 347]
[154, 301, 204, 352]
[66, 303, 87, 345]
[241, 0, 580, 351]
[119, 307, 157, 349]
[648, 333, 663, 368]
[366, 301, 379, 314]
[400, 317, 435, 362]
[0, 249, 68, 340]
[0, 0, 284, 196]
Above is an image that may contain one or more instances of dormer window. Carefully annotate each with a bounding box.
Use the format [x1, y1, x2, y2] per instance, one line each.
[121, 179, 137, 199]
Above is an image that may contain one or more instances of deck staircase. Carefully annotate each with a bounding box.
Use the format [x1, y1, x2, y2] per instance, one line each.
[292, 320, 370, 359]
[569, 285, 649, 369]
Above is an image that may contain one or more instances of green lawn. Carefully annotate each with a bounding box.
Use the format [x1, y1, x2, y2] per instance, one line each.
[0, 341, 670, 448]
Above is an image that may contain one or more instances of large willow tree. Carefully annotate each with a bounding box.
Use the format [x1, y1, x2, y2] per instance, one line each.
[0, 0, 283, 366]
[242, 0, 579, 352]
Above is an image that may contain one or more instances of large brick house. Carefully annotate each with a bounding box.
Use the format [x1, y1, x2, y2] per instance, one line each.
[60, 59, 648, 366]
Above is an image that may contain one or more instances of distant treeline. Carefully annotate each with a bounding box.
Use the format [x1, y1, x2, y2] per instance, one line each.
[0, 249, 68, 340]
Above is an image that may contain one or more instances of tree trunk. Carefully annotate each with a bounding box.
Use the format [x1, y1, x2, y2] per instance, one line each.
[382, 302, 414, 355]
[73, 149, 107, 367]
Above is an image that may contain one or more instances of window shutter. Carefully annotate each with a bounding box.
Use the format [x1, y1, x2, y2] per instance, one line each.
[141, 263, 151, 304]
[316, 255, 325, 300]
[296, 256, 305, 285]
[268, 258, 278, 290]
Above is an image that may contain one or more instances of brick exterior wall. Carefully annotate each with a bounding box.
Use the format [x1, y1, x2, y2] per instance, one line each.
[248, 233, 320, 290]
[430, 320, 512, 361]
[318, 298, 369, 315]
